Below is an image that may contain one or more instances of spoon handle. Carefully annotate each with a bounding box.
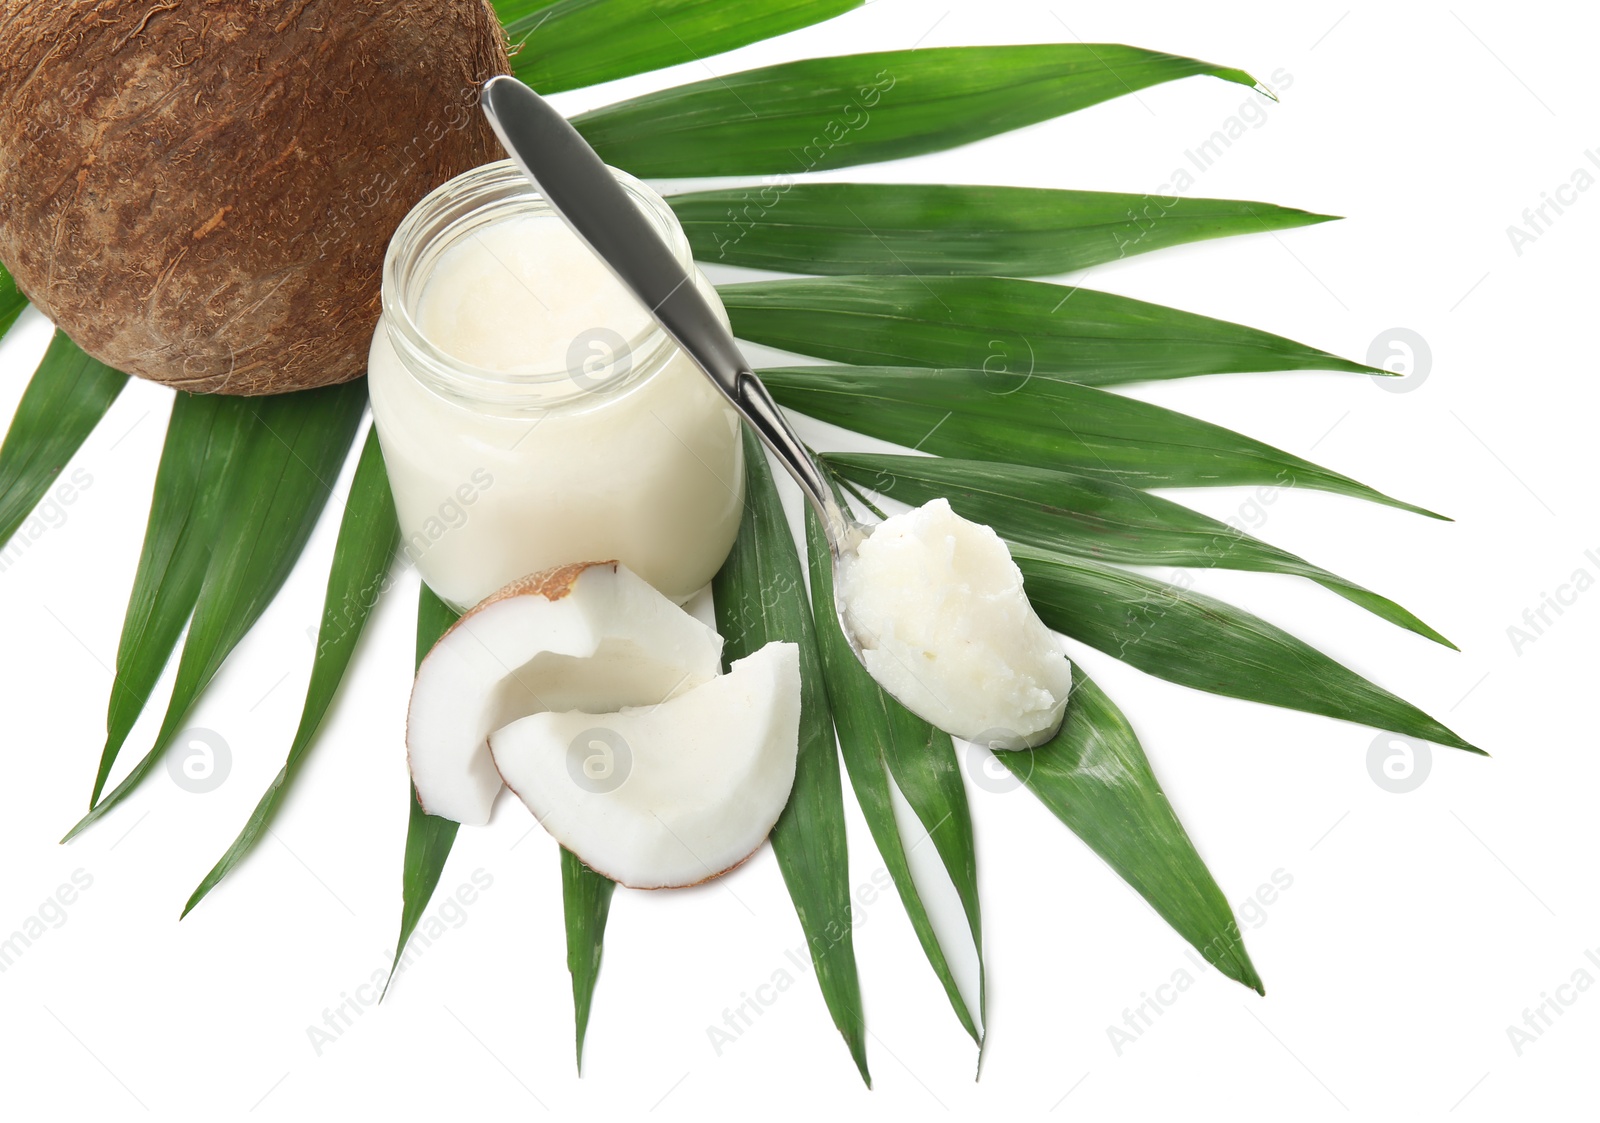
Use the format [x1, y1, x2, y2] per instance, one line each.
[480, 76, 852, 547]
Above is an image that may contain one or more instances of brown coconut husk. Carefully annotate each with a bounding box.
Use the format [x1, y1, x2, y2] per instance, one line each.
[0, 0, 510, 394]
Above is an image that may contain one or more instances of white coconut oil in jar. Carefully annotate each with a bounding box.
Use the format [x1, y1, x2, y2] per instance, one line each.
[368, 160, 744, 609]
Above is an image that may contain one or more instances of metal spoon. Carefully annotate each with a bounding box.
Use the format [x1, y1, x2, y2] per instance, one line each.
[479, 75, 871, 646]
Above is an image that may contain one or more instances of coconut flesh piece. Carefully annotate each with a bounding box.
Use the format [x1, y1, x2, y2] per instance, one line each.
[490, 642, 801, 889]
[839, 498, 1073, 749]
[407, 562, 723, 825]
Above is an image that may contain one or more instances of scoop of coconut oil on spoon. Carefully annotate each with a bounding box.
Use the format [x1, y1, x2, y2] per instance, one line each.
[478, 75, 1072, 750]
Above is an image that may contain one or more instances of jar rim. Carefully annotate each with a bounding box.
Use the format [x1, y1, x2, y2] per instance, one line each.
[379, 159, 685, 412]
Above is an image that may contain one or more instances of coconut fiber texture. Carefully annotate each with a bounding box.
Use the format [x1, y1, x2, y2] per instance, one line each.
[0, 0, 510, 394]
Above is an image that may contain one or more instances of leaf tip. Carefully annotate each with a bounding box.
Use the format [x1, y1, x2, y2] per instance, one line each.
[58, 811, 94, 845]
[1408, 619, 1460, 651]
[1427, 723, 1487, 756]
[845, 1030, 872, 1088]
[1387, 495, 1452, 522]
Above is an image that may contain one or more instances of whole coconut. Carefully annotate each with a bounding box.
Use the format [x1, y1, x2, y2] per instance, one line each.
[0, 0, 510, 394]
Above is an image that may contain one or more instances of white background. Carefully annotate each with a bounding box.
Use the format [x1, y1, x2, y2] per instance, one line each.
[0, 1, 1594, 1119]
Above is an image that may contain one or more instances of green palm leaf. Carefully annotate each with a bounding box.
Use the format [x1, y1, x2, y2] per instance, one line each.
[761, 365, 1438, 518]
[388, 584, 464, 991]
[93, 394, 254, 804]
[0, 0, 1473, 1077]
[723, 277, 1380, 385]
[997, 665, 1263, 992]
[0, 262, 26, 339]
[805, 495, 984, 1046]
[380, 590, 632, 1052]
[671, 184, 1336, 276]
[562, 849, 616, 1071]
[184, 429, 400, 915]
[63, 382, 367, 840]
[575, 44, 1261, 177]
[713, 428, 869, 1084]
[1012, 543, 1480, 753]
[512, 0, 861, 94]
[825, 453, 1452, 647]
[0, 331, 126, 550]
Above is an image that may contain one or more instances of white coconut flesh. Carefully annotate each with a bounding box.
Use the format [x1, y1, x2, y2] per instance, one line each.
[489, 641, 801, 889]
[407, 562, 723, 825]
[838, 497, 1073, 749]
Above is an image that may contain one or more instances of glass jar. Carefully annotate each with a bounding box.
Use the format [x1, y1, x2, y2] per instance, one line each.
[368, 160, 745, 610]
